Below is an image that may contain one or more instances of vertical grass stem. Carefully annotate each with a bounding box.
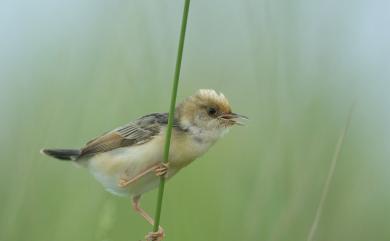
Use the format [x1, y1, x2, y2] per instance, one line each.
[152, 0, 191, 234]
[306, 105, 355, 241]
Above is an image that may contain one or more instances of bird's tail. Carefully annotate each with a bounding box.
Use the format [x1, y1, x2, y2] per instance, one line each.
[40, 148, 81, 161]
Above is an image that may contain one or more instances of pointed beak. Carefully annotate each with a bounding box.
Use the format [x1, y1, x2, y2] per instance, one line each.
[219, 112, 248, 126]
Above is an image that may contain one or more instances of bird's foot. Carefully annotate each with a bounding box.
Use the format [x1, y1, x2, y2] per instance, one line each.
[145, 229, 164, 241]
[118, 178, 130, 188]
[154, 163, 169, 177]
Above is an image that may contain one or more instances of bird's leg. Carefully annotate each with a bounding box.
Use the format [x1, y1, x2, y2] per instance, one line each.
[132, 195, 165, 241]
[119, 163, 169, 188]
[118, 165, 157, 188]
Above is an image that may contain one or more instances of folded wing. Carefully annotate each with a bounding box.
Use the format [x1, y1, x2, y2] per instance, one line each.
[80, 113, 168, 157]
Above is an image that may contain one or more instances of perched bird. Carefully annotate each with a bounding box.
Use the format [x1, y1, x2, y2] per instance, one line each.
[41, 89, 247, 240]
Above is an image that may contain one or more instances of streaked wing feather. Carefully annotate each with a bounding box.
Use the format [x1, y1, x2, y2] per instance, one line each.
[80, 113, 168, 157]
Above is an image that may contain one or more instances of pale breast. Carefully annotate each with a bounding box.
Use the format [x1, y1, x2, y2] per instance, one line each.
[84, 127, 220, 196]
[86, 134, 166, 196]
[168, 133, 214, 168]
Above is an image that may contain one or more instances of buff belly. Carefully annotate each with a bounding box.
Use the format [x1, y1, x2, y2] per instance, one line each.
[83, 129, 217, 197]
[85, 135, 167, 196]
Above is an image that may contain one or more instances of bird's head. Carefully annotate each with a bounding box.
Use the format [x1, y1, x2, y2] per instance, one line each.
[176, 89, 247, 136]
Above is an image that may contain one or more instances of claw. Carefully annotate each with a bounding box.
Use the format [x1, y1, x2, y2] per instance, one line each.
[118, 178, 130, 187]
[145, 229, 165, 241]
[154, 163, 169, 177]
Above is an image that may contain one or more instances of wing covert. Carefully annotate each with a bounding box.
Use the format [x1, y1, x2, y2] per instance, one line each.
[80, 113, 168, 157]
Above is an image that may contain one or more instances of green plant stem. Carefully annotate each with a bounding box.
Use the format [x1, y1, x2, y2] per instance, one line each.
[152, 0, 191, 233]
[306, 104, 355, 241]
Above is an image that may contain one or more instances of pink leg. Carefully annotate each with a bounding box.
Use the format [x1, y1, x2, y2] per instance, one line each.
[118, 165, 157, 188]
[131, 195, 165, 241]
[118, 163, 169, 188]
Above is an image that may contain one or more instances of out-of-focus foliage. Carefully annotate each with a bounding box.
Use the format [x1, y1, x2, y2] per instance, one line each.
[0, 1, 389, 241]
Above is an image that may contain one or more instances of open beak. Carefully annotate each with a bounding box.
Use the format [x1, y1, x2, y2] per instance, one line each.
[219, 112, 248, 126]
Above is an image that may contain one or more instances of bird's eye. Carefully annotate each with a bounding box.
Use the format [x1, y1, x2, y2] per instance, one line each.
[207, 107, 217, 116]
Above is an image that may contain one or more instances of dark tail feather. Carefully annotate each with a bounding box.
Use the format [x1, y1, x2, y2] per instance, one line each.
[40, 148, 81, 161]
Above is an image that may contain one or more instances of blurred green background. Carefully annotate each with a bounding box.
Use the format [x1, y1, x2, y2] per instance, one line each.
[1, 0, 389, 241]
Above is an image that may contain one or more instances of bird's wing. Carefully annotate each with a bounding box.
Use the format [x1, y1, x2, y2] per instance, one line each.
[80, 113, 169, 157]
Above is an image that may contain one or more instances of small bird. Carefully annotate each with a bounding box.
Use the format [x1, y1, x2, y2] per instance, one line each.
[41, 89, 247, 240]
